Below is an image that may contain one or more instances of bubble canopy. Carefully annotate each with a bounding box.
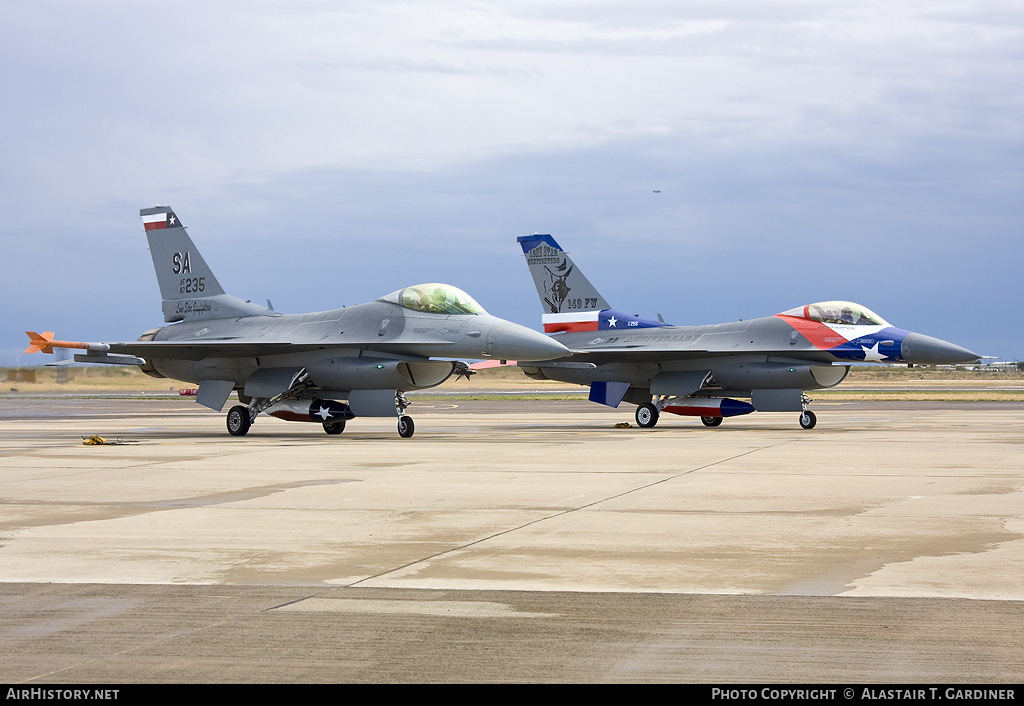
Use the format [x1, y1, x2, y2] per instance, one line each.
[379, 283, 487, 315]
[779, 301, 889, 326]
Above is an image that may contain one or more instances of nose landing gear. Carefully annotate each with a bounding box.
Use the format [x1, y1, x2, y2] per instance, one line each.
[396, 392, 415, 438]
[799, 395, 816, 429]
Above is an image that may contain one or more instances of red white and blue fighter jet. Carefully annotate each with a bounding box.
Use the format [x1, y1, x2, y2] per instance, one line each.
[518, 234, 979, 429]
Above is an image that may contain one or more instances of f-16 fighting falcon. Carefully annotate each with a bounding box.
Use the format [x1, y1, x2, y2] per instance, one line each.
[518, 234, 978, 429]
[24, 206, 569, 438]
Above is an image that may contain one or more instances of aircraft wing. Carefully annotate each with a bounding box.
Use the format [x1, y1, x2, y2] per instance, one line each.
[557, 346, 834, 364]
[105, 340, 480, 360]
[102, 340, 338, 360]
[26, 332, 476, 362]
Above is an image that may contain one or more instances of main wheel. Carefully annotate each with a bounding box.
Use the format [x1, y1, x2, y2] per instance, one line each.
[635, 403, 659, 428]
[398, 415, 415, 438]
[323, 420, 346, 435]
[226, 405, 251, 436]
[799, 410, 817, 429]
[701, 416, 723, 427]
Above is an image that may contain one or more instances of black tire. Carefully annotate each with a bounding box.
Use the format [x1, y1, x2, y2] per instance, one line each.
[701, 416, 723, 427]
[226, 405, 251, 436]
[799, 410, 817, 430]
[398, 415, 415, 438]
[635, 403, 659, 428]
[323, 420, 346, 435]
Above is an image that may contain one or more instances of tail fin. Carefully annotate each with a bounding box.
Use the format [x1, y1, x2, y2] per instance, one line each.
[24, 331, 55, 354]
[141, 206, 272, 322]
[517, 234, 610, 333]
[517, 234, 669, 333]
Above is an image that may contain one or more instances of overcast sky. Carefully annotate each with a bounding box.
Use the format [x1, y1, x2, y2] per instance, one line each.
[2, 0, 1022, 366]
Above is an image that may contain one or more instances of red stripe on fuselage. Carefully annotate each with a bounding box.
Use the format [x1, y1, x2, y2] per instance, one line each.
[143, 221, 167, 231]
[775, 314, 849, 350]
[543, 321, 600, 333]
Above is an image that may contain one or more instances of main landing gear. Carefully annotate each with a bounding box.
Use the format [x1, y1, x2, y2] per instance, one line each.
[226, 405, 252, 436]
[631, 393, 818, 430]
[227, 400, 416, 438]
[227, 370, 315, 437]
[635, 403, 659, 428]
[224, 376, 418, 439]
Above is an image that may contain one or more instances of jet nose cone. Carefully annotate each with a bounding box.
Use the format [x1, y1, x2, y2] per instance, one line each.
[487, 321, 569, 361]
[901, 332, 979, 365]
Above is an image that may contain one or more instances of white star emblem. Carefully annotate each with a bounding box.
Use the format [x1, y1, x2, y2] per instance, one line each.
[607, 316, 617, 328]
[168, 215, 176, 226]
[860, 342, 887, 362]
[315, 405, 332, 420]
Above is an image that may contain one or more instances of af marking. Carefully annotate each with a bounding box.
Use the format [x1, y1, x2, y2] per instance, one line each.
[179, 276, 206, 295]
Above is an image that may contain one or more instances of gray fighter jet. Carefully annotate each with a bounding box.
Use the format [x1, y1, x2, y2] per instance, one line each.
[24, 206, 568, 438]
[517, 234, 978, 429]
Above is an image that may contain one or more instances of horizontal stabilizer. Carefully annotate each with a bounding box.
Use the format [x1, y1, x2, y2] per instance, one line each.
[589, 381, 631, 408]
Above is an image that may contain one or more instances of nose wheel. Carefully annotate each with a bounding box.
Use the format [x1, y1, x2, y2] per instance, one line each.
[395, 392, 415, 438]
[799, 410, 816, 429]
[798, 394, 816, 429]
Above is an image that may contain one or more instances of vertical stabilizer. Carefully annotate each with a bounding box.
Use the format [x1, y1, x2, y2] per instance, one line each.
[142, 206, 225, 301]
[141, 206, 272, 322]
[517, 234, 610, 333]
[517, 234, 669, 333]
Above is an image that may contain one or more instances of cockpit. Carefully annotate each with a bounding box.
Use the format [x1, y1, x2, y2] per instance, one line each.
[380, 283, 487, 315]
[778, 301, 889, 326]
